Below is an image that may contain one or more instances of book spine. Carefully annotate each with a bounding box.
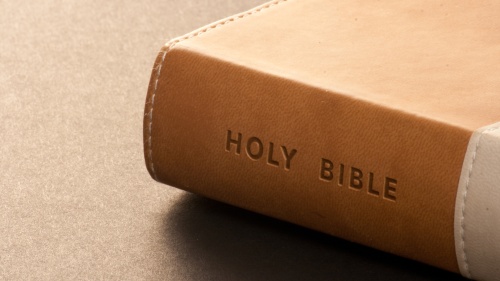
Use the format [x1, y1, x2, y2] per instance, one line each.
[144, 45, 473, 273]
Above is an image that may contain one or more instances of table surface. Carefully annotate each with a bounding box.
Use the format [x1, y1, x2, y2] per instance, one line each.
[0, 1, 469, 280]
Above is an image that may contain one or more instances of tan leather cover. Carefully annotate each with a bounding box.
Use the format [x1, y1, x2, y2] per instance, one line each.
[143, 0, 500, 274]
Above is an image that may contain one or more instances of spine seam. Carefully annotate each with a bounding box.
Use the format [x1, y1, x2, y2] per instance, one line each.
[147, 0, 289, 181]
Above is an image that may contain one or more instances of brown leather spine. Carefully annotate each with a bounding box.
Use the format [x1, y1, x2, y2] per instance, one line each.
[144, 46, 473, 273]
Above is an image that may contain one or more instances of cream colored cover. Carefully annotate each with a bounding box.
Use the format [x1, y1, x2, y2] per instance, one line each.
[455, 123, 500, 280]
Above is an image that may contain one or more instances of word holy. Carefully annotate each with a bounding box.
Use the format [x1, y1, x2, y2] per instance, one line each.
[225, 130, 297, 170]
[320, 158, 397, 201]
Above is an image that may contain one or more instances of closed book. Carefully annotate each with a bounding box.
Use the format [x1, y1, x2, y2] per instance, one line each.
[143, 1, 500, 280]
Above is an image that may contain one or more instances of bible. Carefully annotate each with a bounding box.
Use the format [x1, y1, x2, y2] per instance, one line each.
[143, 1, 500, 280]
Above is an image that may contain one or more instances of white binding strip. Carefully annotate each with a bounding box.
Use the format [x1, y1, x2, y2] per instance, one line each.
[455, 122, 500, 281]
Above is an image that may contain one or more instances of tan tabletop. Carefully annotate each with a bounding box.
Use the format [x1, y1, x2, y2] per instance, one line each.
[0, 1, 468, 280]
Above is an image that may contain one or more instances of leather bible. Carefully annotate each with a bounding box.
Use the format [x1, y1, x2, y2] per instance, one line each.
[143, 1, 500, 280]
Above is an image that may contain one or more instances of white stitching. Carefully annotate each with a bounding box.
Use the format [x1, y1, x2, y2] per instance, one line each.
[460, 125, 500, 278]
[147, 50, 167, 181]
[147, 0, 289, 180]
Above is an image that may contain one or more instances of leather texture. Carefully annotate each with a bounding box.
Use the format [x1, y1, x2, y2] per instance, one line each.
[455, 123, 500, 281]
[144, 0, 500, 277]
[179, 0, 500, 131]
